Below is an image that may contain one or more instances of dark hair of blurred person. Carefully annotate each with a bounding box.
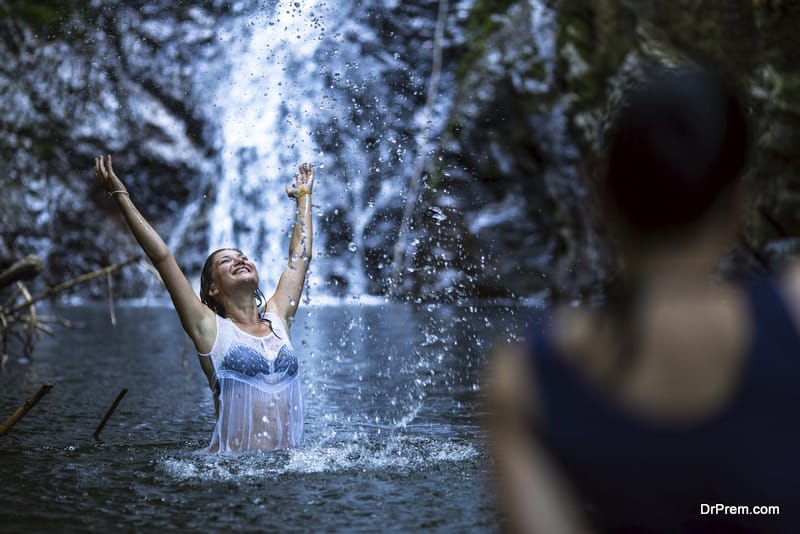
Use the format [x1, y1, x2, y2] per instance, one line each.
[486, 65, 800, 533]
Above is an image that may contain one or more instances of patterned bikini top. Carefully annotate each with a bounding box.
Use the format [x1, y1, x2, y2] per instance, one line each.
[198, 312, 299, 394]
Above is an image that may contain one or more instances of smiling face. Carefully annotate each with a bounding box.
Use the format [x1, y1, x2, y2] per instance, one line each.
[199, 248, 260, 315]
[212, 249, 259, 292]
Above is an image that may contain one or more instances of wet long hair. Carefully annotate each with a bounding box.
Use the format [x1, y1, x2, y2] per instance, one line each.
[200, 248, 267, 318]
[598, 64, 751, 383]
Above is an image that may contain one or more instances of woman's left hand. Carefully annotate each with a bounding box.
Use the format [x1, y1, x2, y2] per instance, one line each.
[94, 154, 128, 195]
[286, 163, 314, 199]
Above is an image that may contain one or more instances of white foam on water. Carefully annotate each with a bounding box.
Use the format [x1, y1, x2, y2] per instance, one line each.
[158, 433, 479, 482]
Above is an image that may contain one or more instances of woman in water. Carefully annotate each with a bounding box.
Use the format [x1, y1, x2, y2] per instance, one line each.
[94, 155, 314, 453]
[487, 65, 800, 531]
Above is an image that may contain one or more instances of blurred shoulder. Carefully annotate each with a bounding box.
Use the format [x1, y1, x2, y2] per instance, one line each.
[552, 305, 596, 358]
[486, 335, 542, 426]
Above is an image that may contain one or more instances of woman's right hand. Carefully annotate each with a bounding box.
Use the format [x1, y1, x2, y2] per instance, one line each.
[286, 162, 314, 199]
[94, 154, 128, 195]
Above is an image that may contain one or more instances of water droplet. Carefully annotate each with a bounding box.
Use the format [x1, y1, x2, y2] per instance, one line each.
[429, 206, 447, 222]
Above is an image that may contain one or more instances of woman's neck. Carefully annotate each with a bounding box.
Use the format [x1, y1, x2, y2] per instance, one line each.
[626, 228, 732, 292]
[220, 292, 260, 325]
[625, 197, 740, 289]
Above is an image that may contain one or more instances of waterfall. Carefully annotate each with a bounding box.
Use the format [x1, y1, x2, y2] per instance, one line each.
[201, 0, 457, 299]
[208, 1, 337, 297]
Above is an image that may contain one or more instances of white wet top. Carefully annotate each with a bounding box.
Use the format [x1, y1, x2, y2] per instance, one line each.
[198, 312, 303, 453]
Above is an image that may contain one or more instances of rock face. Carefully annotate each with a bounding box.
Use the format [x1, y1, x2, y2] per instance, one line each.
[2, 1, 800, 302]
[420, 0, 800, 301]
[0, 2, 230, 296]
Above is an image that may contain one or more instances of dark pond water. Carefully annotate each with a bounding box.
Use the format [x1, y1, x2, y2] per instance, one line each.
[0, 301, 531, 532]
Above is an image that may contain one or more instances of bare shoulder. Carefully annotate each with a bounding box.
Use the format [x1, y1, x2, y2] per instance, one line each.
[193, 307, 219, 354]
[486, 339, 539, 422]
[264, 298, 282, 318]
[552, 306, 596, 358]
[486, 306, 586, 419]
[485, 331, 591, 533]
[264, 299, 291, 330]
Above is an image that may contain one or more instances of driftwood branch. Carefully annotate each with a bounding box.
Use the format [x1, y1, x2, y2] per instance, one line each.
[7, 256, 141, 315]
[1, 256, 139, 357]
[20, 281, 36, 325]
[0, 380, 54, 438]
[35, 315, 86, 329]
[0, 255, 43, 288]
[93, 388, 128, 439]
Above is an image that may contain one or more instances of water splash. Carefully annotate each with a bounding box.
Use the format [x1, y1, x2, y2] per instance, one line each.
[159, 433, 479, 481]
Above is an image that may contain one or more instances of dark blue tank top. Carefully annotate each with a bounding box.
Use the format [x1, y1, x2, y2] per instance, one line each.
[528, 277, 800, 533]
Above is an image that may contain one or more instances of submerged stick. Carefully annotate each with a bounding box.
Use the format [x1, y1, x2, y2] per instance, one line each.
[0, 379, 55, 438]
[93, 388, 128, 439]
[17, 282, 38, 351]
[106, 271, 117, 327]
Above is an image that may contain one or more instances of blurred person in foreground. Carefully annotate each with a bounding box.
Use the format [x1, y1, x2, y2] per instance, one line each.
[486, 65, 800, 532]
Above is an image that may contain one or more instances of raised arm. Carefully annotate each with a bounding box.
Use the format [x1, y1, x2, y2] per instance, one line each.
[266, 163, 314, 323]
[94, 155, 216, 352]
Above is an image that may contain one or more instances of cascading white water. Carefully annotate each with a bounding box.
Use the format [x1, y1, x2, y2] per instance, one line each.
[204, 0, 457, 299]
[209, 1, 337, 297]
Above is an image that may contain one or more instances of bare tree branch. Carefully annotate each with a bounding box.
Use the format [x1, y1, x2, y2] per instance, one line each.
[390, 0, 449, 295]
